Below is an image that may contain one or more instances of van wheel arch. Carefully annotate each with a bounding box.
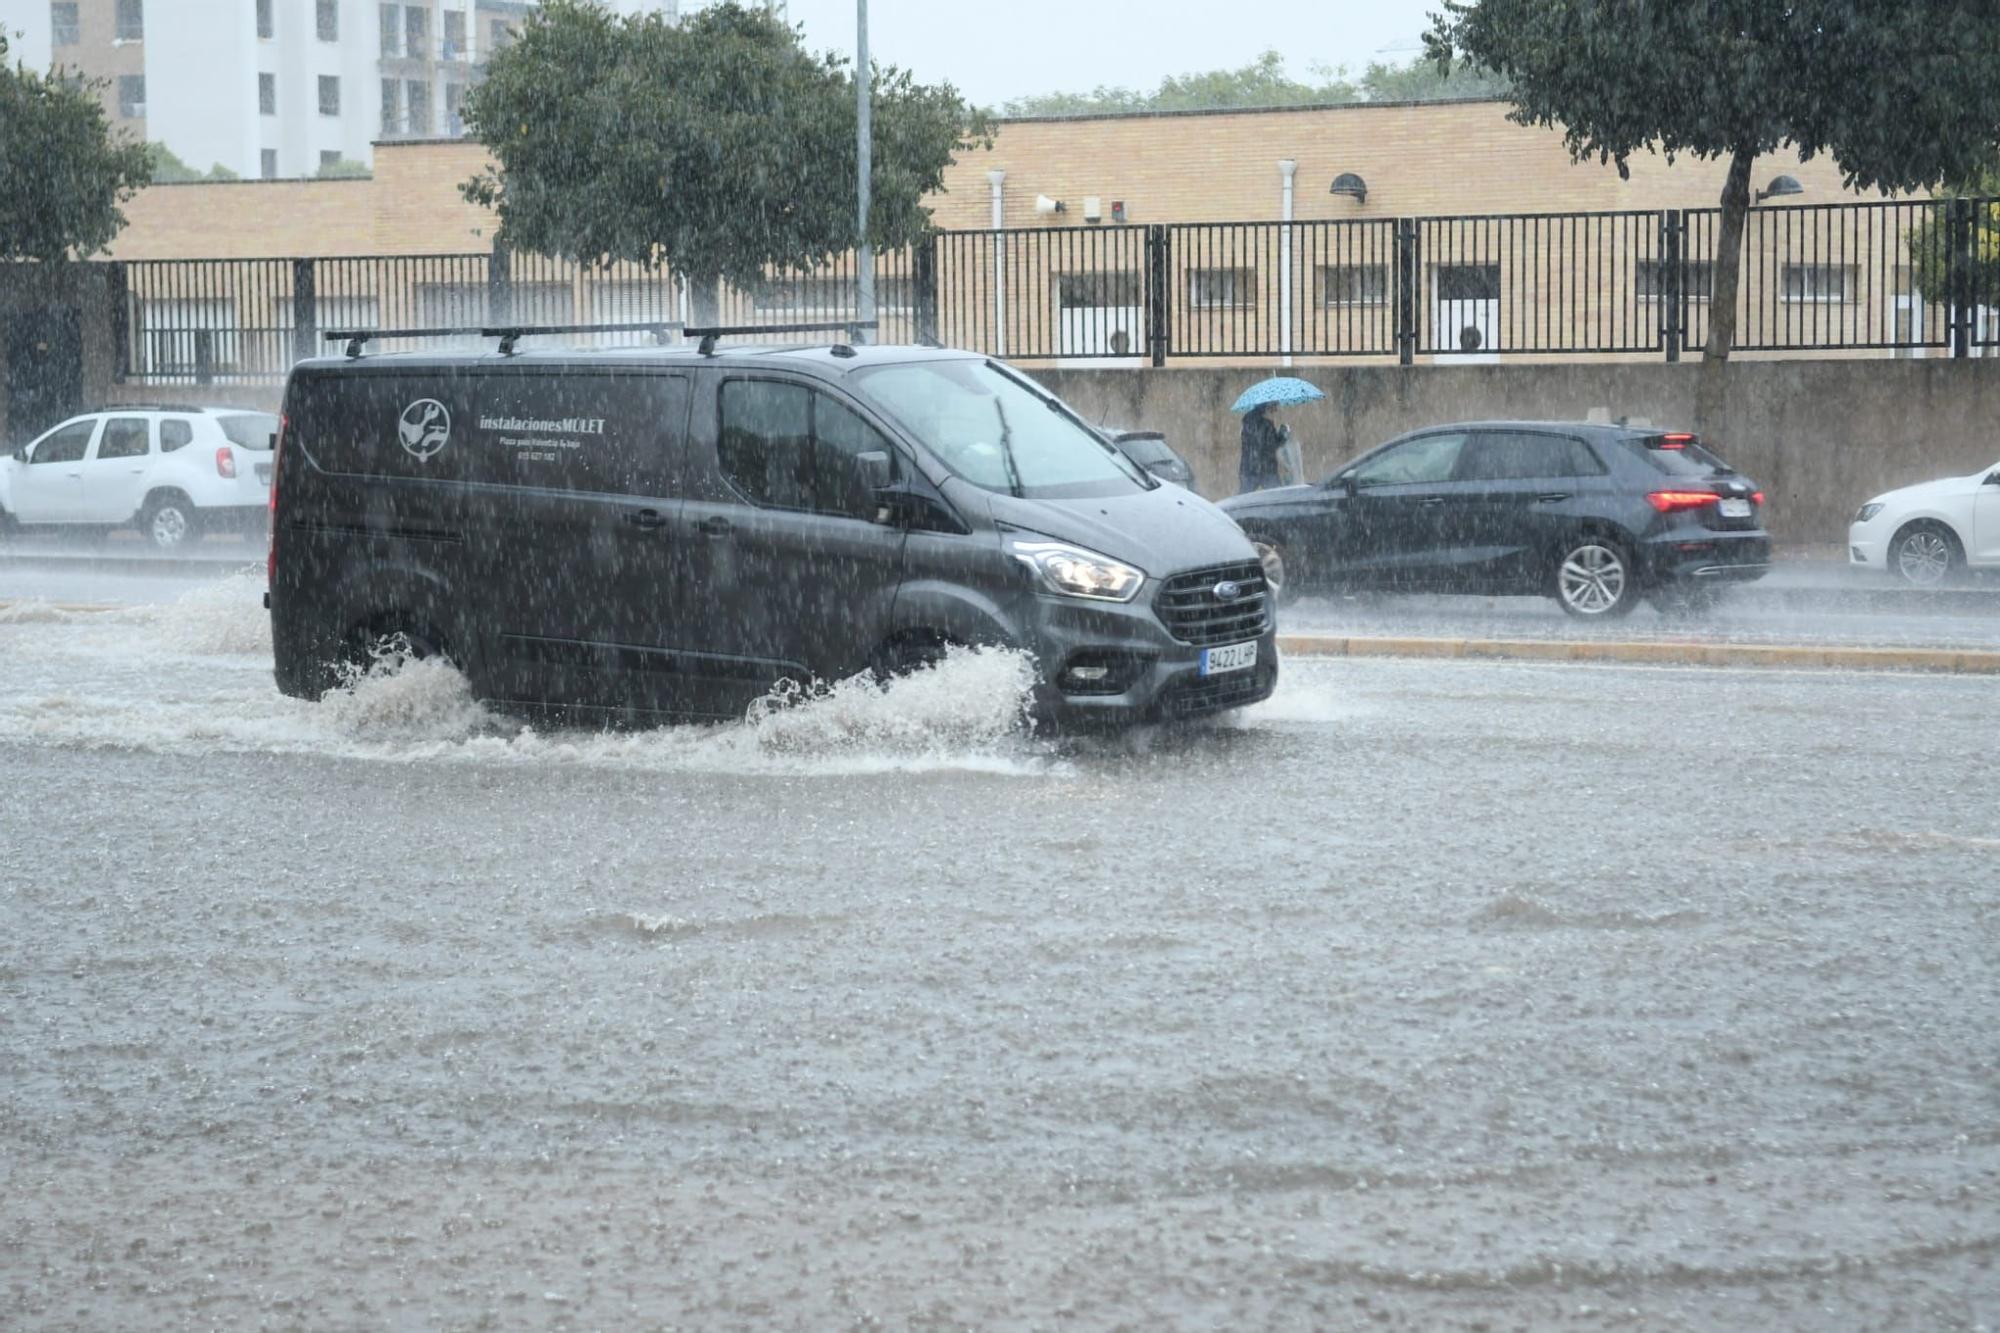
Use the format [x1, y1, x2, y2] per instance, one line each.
[871, 628, 963, 682]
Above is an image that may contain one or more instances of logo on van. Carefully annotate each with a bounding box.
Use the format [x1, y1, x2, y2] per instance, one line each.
[1212, 580, 1244, 603]
[398, 399, 451, 461]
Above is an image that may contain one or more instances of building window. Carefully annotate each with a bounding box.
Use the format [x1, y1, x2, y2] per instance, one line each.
[405, 79, 431, 135]
[318, 75, 340, 117]
[1782, 264, 1855, 303]
[115, 0, 143, 41]
[404, 5, 428, 58]
[380, 78, 402, 135]
[1189, 268, 1254, 310]
[317, 0, 339, 41]
[320, 150, 343, 171]
[260, 149, 278, 180]
[444, 81, 465, 136]
[380, 4, 400, 56]
[443, 10, 466, 60]
[50, 3, 80, 46]
[1636, 260, 1714, 301]
[256, 0, 272, 38]
[116, 75, 145, 118]
[1055, 273, 1141, 309]
[1318, 265, 1389, 307]
[258, 73, 276, 115]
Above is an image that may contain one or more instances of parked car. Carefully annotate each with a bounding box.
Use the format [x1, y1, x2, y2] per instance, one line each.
[0, 406, 278, 549]
[1104, 429, 1195, 487]
[269, 336, 1277, 728]
[1846, 459, 2000, 586]
[1220, 421, 1770, 617]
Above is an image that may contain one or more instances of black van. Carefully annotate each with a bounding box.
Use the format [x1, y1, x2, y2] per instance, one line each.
[267, 337, 1277, 727]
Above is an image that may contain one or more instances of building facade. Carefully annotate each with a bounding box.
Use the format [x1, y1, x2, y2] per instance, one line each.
[19, 0, 540, 178]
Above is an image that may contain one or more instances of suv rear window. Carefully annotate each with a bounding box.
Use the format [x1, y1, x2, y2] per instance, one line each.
[1630, 434, 1735, 478]
[217, 412, 279, 450]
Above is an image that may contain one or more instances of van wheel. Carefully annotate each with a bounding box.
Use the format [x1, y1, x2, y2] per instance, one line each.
[141, 492, 200, 550]
[1552, 535, 1638, 618]
[872, 632, 956, 684]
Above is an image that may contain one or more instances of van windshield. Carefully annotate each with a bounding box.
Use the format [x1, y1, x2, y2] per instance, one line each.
[854, 359, 1150, 498]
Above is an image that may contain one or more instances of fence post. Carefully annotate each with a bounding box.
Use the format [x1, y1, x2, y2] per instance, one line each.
[1394, 219, 1418, 366]
[1660, 211, 1682, 363]
[1948, 197, 1973, 359]
[291, 258, 317, 363]
[1144, 224, 1169, 366]
[193, 330, 215, 386]
[488, 244, 513, 327]
[913, 233, 938, 345]
[107, 260, 131, 381]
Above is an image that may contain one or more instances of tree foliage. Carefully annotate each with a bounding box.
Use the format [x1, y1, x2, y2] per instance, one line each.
[148, 143, 241, 183]
[0, 33, 154, 261]
[1907, 157, 2000, 307]
[461, 0, 988, 298]
[1426, 1, 2000, 362]
[1000, 51, 1508, 118]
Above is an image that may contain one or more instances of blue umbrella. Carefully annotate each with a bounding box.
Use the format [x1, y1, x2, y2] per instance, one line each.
[1230, 376, 1326, 413]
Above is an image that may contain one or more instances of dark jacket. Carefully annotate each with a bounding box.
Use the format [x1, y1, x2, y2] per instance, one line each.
[1238, 407, 1285, 493]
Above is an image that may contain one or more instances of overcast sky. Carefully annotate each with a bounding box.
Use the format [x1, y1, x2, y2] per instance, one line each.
[773, 0, 1450, 110]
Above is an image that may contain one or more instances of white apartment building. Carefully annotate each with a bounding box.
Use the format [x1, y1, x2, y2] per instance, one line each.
[9, 0, 542, 179]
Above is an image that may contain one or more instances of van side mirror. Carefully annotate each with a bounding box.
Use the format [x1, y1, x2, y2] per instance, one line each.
[857, 450, 893, 491]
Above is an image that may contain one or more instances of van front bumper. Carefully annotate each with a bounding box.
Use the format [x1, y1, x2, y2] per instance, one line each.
[1021, 594, 1279, 728]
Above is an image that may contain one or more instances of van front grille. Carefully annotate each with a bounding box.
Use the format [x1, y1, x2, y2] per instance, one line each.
[1154, 561, 1270, 647]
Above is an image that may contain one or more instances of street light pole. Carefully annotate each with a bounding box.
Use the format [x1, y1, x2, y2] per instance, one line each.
[855, 0, 874, 342]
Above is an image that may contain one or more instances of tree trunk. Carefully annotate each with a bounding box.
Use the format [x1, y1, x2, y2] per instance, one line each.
[1697, 146, 1757, 443]
[1704, 147, 1756, 364]
[687, 273, 722, 328]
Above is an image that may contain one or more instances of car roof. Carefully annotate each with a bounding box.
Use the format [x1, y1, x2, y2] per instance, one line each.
[1403, 420, 1672, 439]
[290, 341, 982, 383]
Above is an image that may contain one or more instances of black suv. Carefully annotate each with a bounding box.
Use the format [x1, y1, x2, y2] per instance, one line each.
[1220, 421, 1770, 616]
[268, 337, 1277, 727]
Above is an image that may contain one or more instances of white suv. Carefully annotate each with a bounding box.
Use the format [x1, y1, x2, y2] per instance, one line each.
[1, 406, 278, 549]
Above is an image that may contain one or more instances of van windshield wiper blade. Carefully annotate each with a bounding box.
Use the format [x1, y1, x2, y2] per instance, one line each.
[994, 404, 1025, 497]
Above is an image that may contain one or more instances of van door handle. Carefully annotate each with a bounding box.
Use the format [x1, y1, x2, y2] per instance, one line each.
[623, 508, 667, 530]
[1536, 492, 1571, 503]
[696, 516, 734, 538]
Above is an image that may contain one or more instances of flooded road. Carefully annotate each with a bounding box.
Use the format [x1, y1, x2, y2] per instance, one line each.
[3, 576, 1996, 1328]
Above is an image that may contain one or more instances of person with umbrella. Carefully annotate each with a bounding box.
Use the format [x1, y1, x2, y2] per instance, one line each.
[1232, 376, 1324, 494]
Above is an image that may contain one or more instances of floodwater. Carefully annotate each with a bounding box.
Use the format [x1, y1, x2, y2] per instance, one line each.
[3, 575, 1996, 1329]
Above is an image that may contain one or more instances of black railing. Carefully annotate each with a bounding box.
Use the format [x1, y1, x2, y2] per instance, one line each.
[105, 199, 2000, 384]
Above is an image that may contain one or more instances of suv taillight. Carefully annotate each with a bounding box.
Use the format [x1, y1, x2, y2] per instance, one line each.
[1646, 490, 1721, 513]
[215, 446, 237, 479]
[267, 415, 285, 587]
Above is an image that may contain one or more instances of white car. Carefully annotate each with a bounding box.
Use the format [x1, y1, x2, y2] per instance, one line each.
[1848, 459, 2000, 585]
[1, 407, 278, 549]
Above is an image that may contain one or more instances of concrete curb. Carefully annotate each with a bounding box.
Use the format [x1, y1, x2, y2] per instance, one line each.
[1278, 633, 2000, 674]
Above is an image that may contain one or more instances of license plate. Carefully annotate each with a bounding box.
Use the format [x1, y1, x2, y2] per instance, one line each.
[1719, 497, 1752, 518]
[1201, 641, 1258, 676]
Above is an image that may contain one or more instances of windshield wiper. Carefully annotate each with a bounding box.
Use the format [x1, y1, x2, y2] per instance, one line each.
[993, 401, 1024, 498]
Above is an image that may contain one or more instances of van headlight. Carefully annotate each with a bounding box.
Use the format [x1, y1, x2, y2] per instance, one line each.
[1007, 538, 1145, 602]
[1854, 502, 1885, 524]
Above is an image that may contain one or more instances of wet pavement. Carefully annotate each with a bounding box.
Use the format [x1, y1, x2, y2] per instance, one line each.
[2, 575, 1996, 1328]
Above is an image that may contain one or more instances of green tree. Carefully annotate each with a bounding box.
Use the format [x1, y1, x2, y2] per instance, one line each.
[1907, 158, 2000, 310]
[148, 143, 242, 183]
[0, 34, 154, 260]
[314, 157, 370, 180]
[461, 0, 987, 322]
[1426, 1, 2000, 367]
[999, 51, 1505, 119]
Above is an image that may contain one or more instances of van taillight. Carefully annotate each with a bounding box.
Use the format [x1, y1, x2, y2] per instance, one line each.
[1646, 490, 1721, 513]
[267, 415, 285, 587]
[215, 447, 237, 479]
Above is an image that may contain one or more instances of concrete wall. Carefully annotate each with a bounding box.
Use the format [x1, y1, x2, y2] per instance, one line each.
[1031, 359, 2000, 550]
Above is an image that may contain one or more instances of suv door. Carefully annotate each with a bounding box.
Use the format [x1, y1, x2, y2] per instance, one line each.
[79, 416, 154, 522]
[14, 417, 100, 522]
[677, 375, 909, 711]
[1333, 431, 1471, 588]
[1451, 430, 1609, 591]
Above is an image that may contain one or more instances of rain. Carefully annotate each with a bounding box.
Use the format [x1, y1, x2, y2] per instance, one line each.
[4, 2, 1999, 1328]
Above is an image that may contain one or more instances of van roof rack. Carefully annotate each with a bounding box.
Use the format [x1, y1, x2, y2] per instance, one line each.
[323, 321, 688, 359]
[683, 319, 880, 357]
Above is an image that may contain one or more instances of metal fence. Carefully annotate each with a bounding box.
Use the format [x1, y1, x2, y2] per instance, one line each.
[105, 198, 2000, 384]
